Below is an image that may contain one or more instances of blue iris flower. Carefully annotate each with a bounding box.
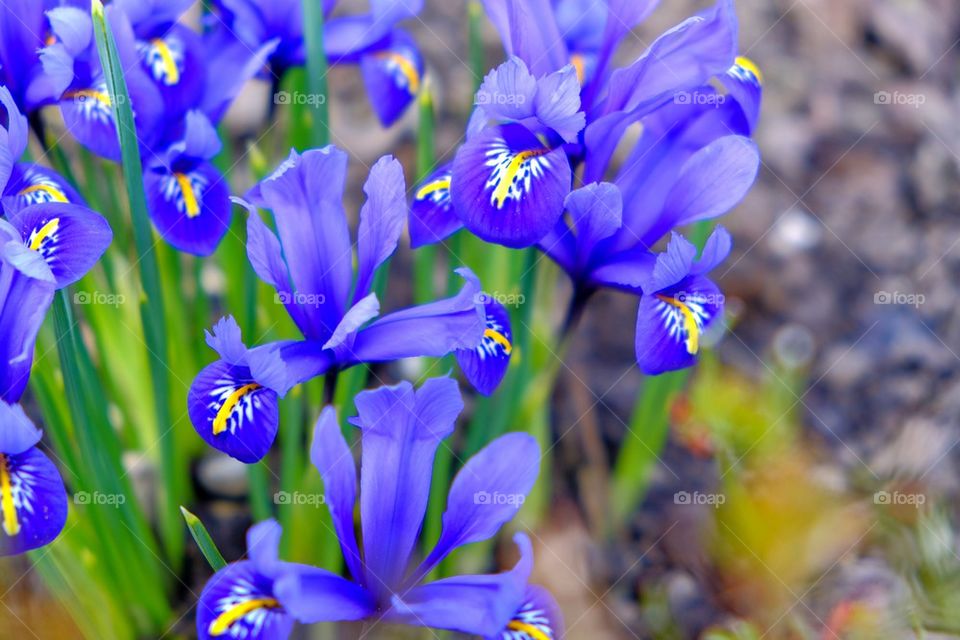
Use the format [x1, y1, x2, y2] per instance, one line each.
[187, 145, 506, 464]
[37, 3, 274, 257]
[413, 0, 763, 375]
[0, 84, 112, 556]
[209, 0, 426, 127]
[196, 378, 564, 640]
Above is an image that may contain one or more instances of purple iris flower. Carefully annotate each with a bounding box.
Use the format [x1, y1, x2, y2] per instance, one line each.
[445, 57, 585, 248]
[209, 0, 425, 127]
[0, 0, 58, 111]
[142, 111, 231, 256]
[38, 6, 164, 161]
[0, 400, 67, 557]
[419, 0, 753, 248]
[115, 0, 208, 121]
[0, 84, 111, 557]
[415, 0, 763, 375]
[0, 218, 65, 558]
[0, 86, 113, 290]
[187, 146, 493, 463]
[196, 378, 564, 640]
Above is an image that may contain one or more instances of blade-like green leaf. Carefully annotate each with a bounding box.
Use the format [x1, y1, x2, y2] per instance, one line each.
[181, 506, 228, 571]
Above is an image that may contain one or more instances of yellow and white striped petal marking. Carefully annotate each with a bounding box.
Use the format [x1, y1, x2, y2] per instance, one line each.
[415, 176, 451, 204]
[654, 294, 711, 355]
[500, 602, 556, 640]
[731, 56, 763, 86]
[64, 85, 113, 124]
[164, 171, 208, 219]
[209, 597, 282, 636]
[208, 576, 283, 637]
[211, 381, 264, 436]
[479, 321, 512, 359]
[140, 37, 185, 86]
[17, 169, 69, 205]
[376, 52, 421, 94]
[485, 139, 552, 210]
[0, 455, 21, 537]
[27, 217, 62, 259]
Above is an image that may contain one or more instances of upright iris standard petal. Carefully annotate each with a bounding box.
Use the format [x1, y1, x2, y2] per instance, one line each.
[417, 433, 539, 578]
[248, 147, 353, 341]
[491, 585, 566, 640]
[309, 407, 362, 581]
[456, 297, 514, 396]
[0, 401, 68, 557]
[188, 360, 280, 463]
[7, 202, 113, 289]
[409, 164, 461, 248]
[634, 136, 759, 247]
[360, 30, 423, 127]
[479, 0, 567, 77]
[197, 561, 293, 640]
[353, 378, 462, 594]
[583, 0, 738, 181]
[452, 124, 571, 248]
[531, 65, 585, 144]
[476, 57, 538, 123]
[354, 155, 407, 301]
[144, 161, 230, 256]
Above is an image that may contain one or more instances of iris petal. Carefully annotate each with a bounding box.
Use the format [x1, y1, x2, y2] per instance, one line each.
[0, 447, 68, 557]
[188, 360, 280, 463]
[360, 30, 423, 127]
[145, 162, 230, 257]
[492, 585, 565, 640]
[635, 274, 724, 375]
[456, 297, 513, 395]
[410, 164, 461, 248]
[196, 561, 293, 640]
[8, 202, 113, 289]
[452, 124, 571, 248]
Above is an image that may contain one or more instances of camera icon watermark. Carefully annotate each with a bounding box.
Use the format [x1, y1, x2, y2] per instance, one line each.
[674, 291, 725, 306]
[474, 491, 525, 506]
[674, 91, 726, 107]
[476, 291, 526, 308]
[274, 91, 327, 108]
[874, 291, 924, 308]
[275, 291, 326, 308]
[873, 490, 925, 508]
[874, 90, 925, 109]
[475, 92, 527, 107]
[74, 491, 126, 507]
[74, 291, 126, 308]
[274, 491, 326, 507]
[674, 491, 726, 508]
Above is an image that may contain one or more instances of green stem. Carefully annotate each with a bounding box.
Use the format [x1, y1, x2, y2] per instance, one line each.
[610, 370, 689, 532]
[413, 85, 438, 304]
[92, 0, 181, 567]
[468, 1, 485, 93]
[302, 0, 330, 147]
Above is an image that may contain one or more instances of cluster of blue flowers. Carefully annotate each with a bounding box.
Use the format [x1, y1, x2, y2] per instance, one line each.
[0, 0, 762, 638]
[0, 85, 112, 556]
[413, 0, 762, 375]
